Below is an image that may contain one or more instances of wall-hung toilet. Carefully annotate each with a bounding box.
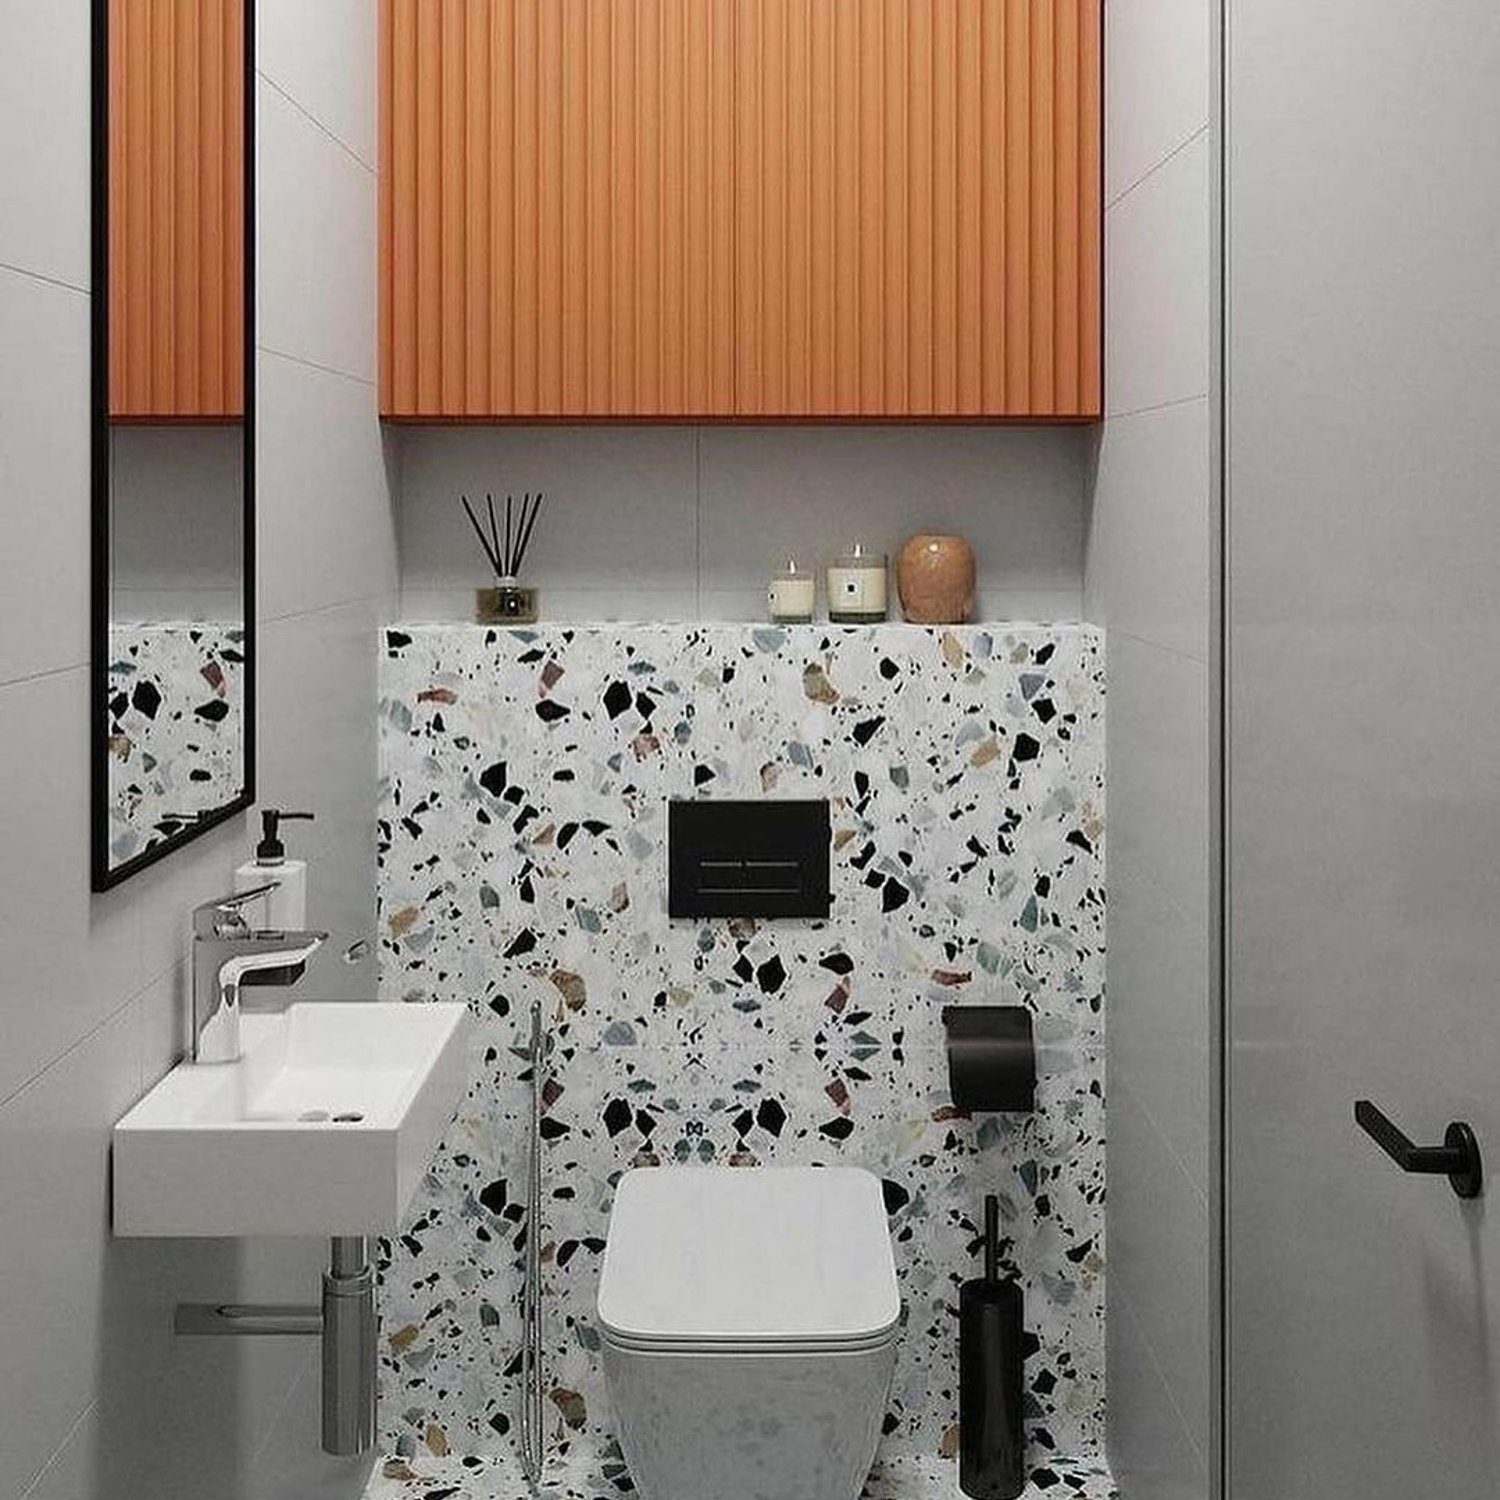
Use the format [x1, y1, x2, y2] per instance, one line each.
[598, 1165, 901, 1500]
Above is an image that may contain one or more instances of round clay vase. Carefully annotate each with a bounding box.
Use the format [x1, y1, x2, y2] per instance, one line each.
[897, 534, 976, 623]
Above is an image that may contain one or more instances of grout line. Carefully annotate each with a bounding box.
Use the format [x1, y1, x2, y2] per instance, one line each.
[257, 343, 376, 390]
[1105, 122, 1210, 213]
[1106, 621, 1211, 669]
[17, 1399, 99, 1500]
[261, 592, 391, 630]
[247, 1347, 322, 1470]
[255, 68, 376, 174]
[0, 974, 156, 1115]
[1115, 1071, 1211, 1213]
[1111, 1282, 1211, 1474]
[0, 658, 87, 696]
[1103, 390, 1211, 424]
[0, 257, 89, 298]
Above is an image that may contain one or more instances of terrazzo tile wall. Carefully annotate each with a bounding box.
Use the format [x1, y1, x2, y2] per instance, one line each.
[375, 622, 1106, 1476]
[106, 622, 246, 865]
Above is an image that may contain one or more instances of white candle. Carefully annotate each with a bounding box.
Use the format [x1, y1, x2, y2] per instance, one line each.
[827, 545, 888, 622]
[768, 559, 816, 622]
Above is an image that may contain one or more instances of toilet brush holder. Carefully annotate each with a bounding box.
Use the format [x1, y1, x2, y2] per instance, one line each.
[958, 1195, 1026, 1500]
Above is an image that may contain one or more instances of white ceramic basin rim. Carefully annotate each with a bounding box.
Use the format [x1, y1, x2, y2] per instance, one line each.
[112, 1001, 471, 1237]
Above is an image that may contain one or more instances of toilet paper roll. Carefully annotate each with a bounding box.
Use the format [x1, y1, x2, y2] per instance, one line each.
[942, 1006, 1036, 1113]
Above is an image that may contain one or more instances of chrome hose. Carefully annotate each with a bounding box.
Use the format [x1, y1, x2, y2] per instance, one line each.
[519, 989, 548, 1483]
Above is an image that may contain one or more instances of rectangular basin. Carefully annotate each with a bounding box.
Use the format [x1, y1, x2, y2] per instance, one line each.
[113, 1002, 471, 1237]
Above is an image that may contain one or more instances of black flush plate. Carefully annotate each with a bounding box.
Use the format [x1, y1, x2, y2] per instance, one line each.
[668, 799, 831, 919]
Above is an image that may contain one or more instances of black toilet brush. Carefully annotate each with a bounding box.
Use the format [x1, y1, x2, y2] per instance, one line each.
[959, 1194, 1026, 1500]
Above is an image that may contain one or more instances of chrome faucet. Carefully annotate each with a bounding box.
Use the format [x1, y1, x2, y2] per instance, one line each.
[191, 885, 329, 1063]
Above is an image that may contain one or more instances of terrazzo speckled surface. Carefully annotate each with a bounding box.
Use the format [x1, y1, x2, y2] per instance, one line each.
[363, 1449, 1118, 1499]
[376, 623, 1106, 1475]
[106, 621, 245, 863]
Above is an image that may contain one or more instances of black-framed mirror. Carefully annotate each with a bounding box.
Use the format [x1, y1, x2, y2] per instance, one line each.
[91, 0, 255, 889]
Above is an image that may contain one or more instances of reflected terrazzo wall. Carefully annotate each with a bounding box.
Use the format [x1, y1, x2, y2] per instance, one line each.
[106, 621, 245, 865]
[376, 622, 1106, 1474]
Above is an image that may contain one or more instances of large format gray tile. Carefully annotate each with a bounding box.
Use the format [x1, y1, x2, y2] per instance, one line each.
[0, 1002, 140, 1493]
[396, 425, 699, 607]
[1107, 1077, 1212, 1455]
[1108, 865, 1211, 1197]
[256, 77, 377, 383]
[0, 669, 145, 1105]
[0, 267, 91, 685]
[257, 353, 395, 621]
[1106, 632, 1210, 926]
[0, 0, 90, 289]
[17, 1402, 101, 1500]
[1084, 397, 1211, 662]
[1104, 131, 1210, 418]
[244, 1354, 377, 1500]
[1105, 0, 1211, 205]
[258, 599, 382, 996]
[256, 0, 377, 168]
[1106, 1288, 1209, 1500]
[698, 424, 1086, 621]
[92, 1230, 328, 1500]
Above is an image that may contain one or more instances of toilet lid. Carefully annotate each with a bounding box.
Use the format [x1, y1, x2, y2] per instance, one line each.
[597, 1166, 901, 1349]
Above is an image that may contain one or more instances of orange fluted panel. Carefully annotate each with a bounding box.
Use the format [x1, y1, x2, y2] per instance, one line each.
[109, 0, 243, 419]
[379, 0, 1100, 419]
[1077, 0, 1102, 415]
[732, 0, 1100, 417]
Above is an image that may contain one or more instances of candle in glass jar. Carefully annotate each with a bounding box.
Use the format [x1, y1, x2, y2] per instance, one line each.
[827, 544, 888, 623]
[768, 558, 816, 623]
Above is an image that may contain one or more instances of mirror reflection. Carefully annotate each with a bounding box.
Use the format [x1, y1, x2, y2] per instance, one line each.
[97, 0, 252, 885]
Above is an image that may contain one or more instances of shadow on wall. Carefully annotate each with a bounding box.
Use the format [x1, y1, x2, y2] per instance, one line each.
[95, 1236, 270, 1498]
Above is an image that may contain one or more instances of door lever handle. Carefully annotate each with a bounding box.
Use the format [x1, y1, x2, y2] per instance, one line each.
[1354, 1099, 1483, 1199]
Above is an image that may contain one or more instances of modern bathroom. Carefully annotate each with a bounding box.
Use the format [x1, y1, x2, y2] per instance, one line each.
[4, 2, 1498, 1499]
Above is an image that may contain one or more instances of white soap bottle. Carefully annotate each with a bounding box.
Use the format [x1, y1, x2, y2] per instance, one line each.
[234, 808, 314, 929]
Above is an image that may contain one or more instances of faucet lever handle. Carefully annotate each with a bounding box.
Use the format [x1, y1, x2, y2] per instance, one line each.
[193, 883, 281, 937]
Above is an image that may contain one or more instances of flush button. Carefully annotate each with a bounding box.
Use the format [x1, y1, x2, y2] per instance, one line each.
[668, 799, 831, 919]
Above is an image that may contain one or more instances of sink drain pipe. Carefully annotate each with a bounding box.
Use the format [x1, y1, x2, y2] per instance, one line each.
[174, 1234, 377, 1455]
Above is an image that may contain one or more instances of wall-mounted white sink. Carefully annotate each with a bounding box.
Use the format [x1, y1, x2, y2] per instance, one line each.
[113, 1002, 470, 1237]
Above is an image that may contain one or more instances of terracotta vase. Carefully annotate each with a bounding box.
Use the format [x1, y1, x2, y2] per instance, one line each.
[897, 534, 976, 624]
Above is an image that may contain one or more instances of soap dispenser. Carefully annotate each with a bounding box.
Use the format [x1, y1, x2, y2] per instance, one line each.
[234, 809, 314, 930]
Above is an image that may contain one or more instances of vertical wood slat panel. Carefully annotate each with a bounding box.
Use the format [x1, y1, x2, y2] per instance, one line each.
[223, 0, 242, 413]
[463, 0, 490, 413]
[110, 0, 242, 418]
[1077, 0, 1102, 415]
[1053, 0, 1080, 415]
[379, 0, 1100, 419]
[931, 0, 958, 413]
[414, 1, 441, 410]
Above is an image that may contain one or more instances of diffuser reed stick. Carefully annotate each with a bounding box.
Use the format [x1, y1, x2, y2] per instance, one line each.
[462, 491, 545, 624]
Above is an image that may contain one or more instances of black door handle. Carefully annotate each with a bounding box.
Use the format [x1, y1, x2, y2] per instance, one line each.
[1354, 1099, 1483, 1199]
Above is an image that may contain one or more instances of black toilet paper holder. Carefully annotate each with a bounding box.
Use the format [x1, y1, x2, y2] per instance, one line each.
[942, 1006, 1036, 1113]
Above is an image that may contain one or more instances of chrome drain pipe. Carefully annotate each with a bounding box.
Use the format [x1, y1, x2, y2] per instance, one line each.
[322, 1235, 377, 1455]
[175, 1236, 378, 1456]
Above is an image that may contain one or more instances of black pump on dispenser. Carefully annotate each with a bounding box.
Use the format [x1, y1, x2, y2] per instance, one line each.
[959, 1195, 1026, 1500]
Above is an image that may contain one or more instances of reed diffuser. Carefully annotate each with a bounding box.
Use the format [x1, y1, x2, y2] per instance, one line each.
[462, 491, 544, 624]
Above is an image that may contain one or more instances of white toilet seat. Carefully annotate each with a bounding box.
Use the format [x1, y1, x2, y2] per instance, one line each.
[598, 1165, 903, 1500]
[599, 1322, 902, 1357]
[598, 1163, 901, 1346]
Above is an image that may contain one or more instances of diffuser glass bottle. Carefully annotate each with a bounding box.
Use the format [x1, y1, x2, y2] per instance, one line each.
[463, 491, 543, 624]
